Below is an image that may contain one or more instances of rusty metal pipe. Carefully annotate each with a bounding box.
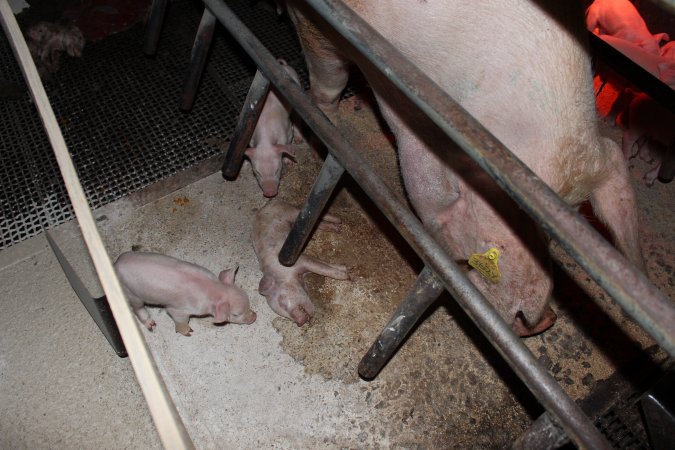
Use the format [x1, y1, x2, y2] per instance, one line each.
[222, 70, 270, 179]
[303, 0, 675, 359]
[180, 8, 217, 111]
[279, 153, 345, 265]
[202, 1, 612, 447]
[358, 265, 445, 380]
[143, 0, 168, 56]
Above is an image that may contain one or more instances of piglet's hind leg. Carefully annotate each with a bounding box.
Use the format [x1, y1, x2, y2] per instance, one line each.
[134, 306, 156, 331]
[299, 255, 350, 280]
[126, 293, 156, 331]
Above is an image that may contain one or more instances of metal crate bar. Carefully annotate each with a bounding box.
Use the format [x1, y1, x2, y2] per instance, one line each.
[278, 152, 344, 265]
[180, 8, 218, 111]
[143, 0, 168, 55]
[222, 69, 271, 178]
[203, 0, 613, 447]
[358, 266, 445, 380]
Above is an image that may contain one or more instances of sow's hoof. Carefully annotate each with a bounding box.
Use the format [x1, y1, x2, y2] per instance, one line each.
[512, 307, 557, 337]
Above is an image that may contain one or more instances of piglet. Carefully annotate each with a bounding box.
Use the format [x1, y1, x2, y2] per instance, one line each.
[25, 21, 85, 75]
[245, 59, 302, 198]
[586, 0, 668, 55]
[599, 35, 675, 88]
[251, 199, 350, 326]
[617, 90, 675, 185]
[114, 251, 256, 336]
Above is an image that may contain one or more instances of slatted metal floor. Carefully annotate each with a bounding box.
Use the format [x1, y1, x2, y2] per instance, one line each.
[0, 0, 308, 250]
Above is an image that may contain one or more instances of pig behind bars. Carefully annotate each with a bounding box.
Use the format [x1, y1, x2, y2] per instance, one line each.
[617, 90, 675, 185]
[251, 199, 350, 326]
[245, 58, 302, 198]
[287, 0, 644, 336]
[114, 251, 256, 336]
[585, 0, 668, 54]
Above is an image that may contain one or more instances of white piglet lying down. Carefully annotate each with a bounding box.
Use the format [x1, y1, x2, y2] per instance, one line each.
[114, 251, 256, 336]
[251, 199, 350, 326]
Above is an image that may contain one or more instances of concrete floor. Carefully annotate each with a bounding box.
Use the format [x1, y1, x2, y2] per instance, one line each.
[1, 85, 673, 448]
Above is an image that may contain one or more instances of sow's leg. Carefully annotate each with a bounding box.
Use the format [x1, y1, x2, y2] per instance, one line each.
[590, 138, 645, 271]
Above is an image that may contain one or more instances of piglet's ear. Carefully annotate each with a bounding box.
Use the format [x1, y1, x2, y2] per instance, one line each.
[244, 147, 256, 159]
[218, 266, 238, 285]
[654, 32, 669, 44]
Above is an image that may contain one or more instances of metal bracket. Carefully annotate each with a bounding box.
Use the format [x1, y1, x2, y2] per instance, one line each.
[45, 231, 127, 357]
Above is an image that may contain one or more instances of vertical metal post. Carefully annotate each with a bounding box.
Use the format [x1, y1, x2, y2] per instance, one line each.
[143, 0, 168, 56]
[221, 70, 270, 179]
[179, 8, 217, 111]
[358, 266, 444, 379]
[278, 153, 345, 266]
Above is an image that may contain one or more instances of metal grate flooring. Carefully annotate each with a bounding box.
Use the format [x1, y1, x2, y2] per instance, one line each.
[0, 0, 310, 250]
[595, 392, 651, 450]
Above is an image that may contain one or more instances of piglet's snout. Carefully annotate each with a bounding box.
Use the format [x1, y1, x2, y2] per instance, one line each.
[230, 310, 257, 325]
[243, 310, 257, 324]
[261, 182, 279, 198]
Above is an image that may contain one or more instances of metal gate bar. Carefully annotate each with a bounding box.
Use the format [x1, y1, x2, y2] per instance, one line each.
[143, 0, 168, 55]
[221, 69, 271, 178]
[204, 0, 613, 447]
[180, 8, 217, 111]
[278, 152, 344, 265]
[358, 266, 445, 380]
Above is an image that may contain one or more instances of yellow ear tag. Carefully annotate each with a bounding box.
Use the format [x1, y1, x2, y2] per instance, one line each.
[468, 248, 501, 283]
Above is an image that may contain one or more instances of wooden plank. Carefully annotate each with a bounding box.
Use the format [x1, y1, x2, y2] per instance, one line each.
[0, 2, 195, 449]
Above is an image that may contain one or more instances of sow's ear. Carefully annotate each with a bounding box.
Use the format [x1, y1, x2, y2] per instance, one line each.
[218, 266, 238, 285]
